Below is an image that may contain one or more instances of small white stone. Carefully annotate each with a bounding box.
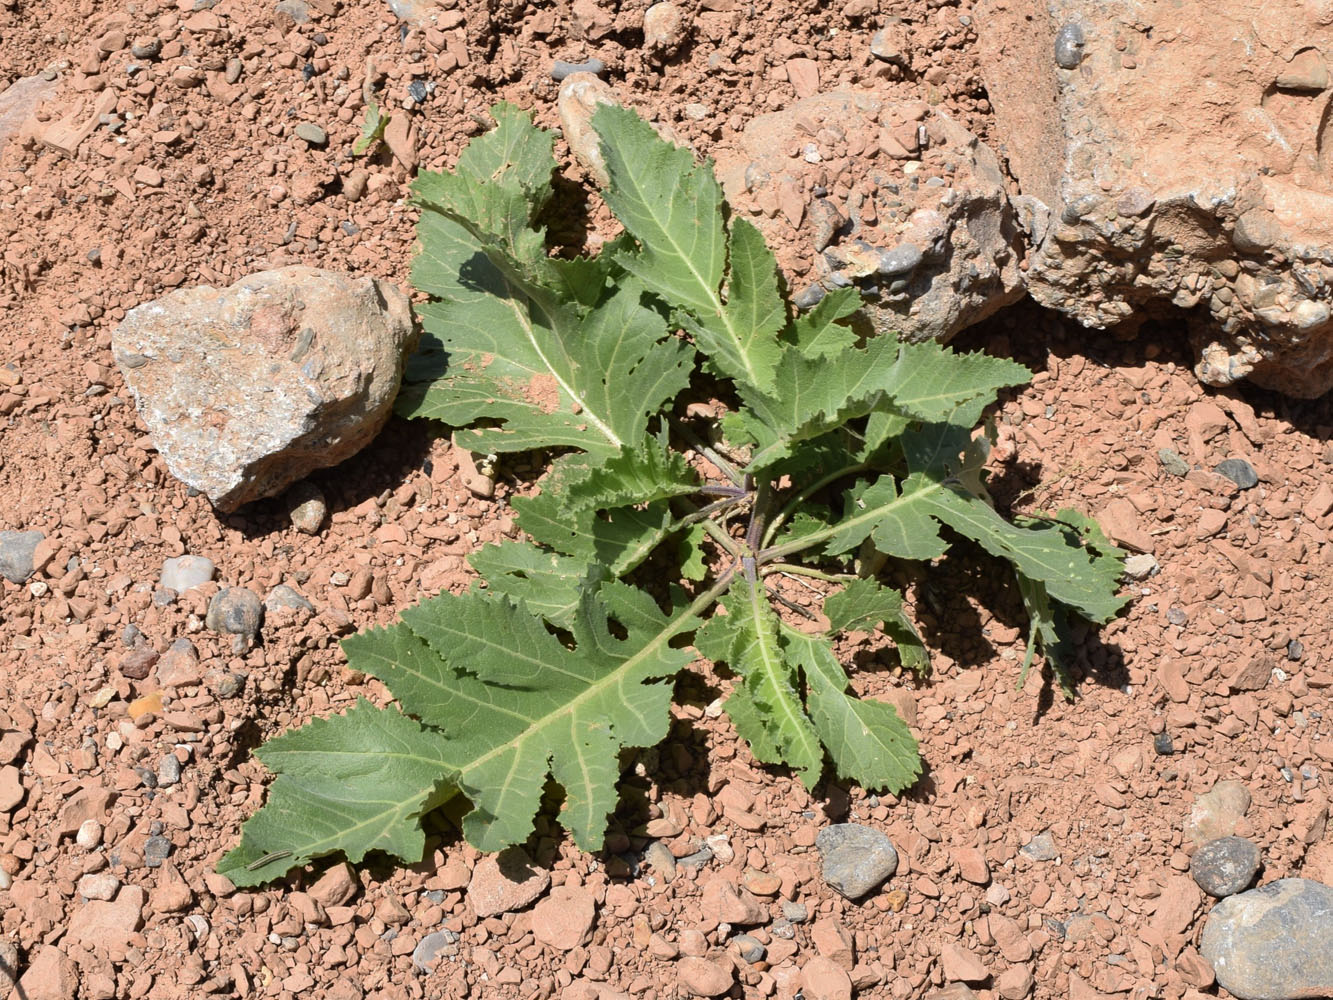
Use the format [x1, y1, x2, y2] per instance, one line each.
[76, 819, 103, 850]
[1292, 299, 1330, 330]
[1122, 553, 1160, 580]
[29, 580, 48, 597]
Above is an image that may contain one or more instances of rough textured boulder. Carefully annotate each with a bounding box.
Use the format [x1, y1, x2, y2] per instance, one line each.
[712, 91, 1025, 344]
[977, 0, 1333, 396]
[1201, 878, 1333, 999]
[113, 267, 415, 511]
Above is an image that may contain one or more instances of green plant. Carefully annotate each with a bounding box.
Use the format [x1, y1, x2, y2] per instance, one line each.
[352, 97, 389, 156]
[219, 103, 1127, 887]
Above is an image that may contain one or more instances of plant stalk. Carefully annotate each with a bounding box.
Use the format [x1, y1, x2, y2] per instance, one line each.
[761, 462, 867, 548]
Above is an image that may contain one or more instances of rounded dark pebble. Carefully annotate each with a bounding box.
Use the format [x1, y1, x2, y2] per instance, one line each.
[118, 646, 159, 680]
[1153, 730, 1175, 756]
[1287, 639, 1304, 662]
[551, 58, 606, 81]
[876, 243, 923, 277]
[1191, 836, 1261, 897]
[206, 587, 263, 638]
[792, 283, 825, 311]
[1214, 458, 1258, 489]
[408, 79, 430, 103]
[133, 766, 158, 789]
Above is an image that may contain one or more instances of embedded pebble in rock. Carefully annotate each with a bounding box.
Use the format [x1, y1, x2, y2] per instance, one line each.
[467, 848, 550, 918]
[802, 956, 854, 1000]
[1201, 878, 1333, 1000]
[1122, 553, 1159, 580]
[295, 122, 327, 147]
[112, 267, 416, 511]
[1191, 836, 1262, 897]
[1186, 780, 1252, 847]
[676, 956, 734, 997]
[816, 824, 898, 900]
[877, 243, 923, 277]
[1021, 831, 1058, 861]
[1215, 458, 1259, 490]
[550, 58, 606, 81]
[642, 2, 687, 54]
[286, 481, 327, 534]
[557, 72, 623, 187]
[159, 555, 215, 593]
[206, 587, 263, 648]
[0, 530, 43, 583]
[531, 884, 596, 950]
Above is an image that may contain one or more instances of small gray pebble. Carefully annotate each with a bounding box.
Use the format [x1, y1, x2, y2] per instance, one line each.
[274, 0, 310, 23]
[0, 530, 44, 584]
[143, 835, 172, 867]
[1153, 730, 1175, 756]
[226, 56, 243, 84]
[265, 583, 314, 613]
[816, 823, 898, 899]
[792, 283, 826, 311]
[1054, 22, 1086, 68]
[130, 38, 162, 59]
[121, 624, 144, 647]
[408, 79, 430, 103]
[1021, 832, 1058, 861]
[1166, 607, 1188, 626]
[1191, 836, 1261, 898]
[780, 900, 808, 923]
[133, 766, 158, 789]
[287, 482, 327, 534]
[206, 587, 263, 639]
[160, 555, 215, 594]
[1157, 448, 1190, 477]
[732, 934, 766, 964]
[1288, 639, 1304, 661]
[877, 243, 923, 277]
[157, 754, 182, 787]
[412, 931, 455, 971]
[1214, 458, 1258, 490]
[210, 670, 245, 698]
[551, 58, 606, 81]
[151, 589, 176, 608]
[295, 122, 327, 147]
[423, 890, 446, 904]
[677, 847, 714, 870]
[769, 918, 795, 939]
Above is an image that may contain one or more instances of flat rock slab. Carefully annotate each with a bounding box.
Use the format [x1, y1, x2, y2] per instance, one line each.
[467, 847, 550, 918]
[112, 266, 415, 512]
[0, 75, 57, 152]
[1202, 878, 1333, 999]
[816, 823, 898, 900]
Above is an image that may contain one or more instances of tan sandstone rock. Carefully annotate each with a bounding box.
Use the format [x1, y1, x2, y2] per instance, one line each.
[978, 0, 1333, 396]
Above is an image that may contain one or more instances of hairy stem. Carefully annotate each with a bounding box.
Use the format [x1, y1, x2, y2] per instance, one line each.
[675, 423, 745, 488]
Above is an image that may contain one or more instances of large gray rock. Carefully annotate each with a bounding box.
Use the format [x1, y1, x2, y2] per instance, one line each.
[977, 0, 1333, 397]
[714, 92, 1024, 344]
[0, 530, 43, 584]
[112, 267, 416, 511]
[816, 823, 898, 900]
[1201, 878, 1333, 999]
